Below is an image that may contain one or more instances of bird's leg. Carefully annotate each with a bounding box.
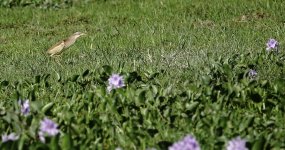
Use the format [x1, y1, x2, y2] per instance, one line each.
[55, 59, 63, 67]
[51, 55, 63, 67]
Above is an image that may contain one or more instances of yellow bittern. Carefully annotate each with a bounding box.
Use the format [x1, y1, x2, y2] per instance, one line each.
[47, 32, 86, 56]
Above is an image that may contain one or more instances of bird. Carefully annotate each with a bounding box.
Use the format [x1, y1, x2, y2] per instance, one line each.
[47, 32, 86, 56]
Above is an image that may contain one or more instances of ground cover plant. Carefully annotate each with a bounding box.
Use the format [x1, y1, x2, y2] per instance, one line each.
[0, 0, 285, 149]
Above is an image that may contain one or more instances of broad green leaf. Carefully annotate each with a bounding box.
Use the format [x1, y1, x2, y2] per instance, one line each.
[42, 102, 54, 114]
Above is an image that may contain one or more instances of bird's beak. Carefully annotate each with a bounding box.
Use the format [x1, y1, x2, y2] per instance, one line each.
[80, 33, 87, 36]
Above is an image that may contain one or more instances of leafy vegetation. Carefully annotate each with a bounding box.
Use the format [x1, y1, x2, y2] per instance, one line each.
[0, 0, 285, 149]
[1, 51, 285, 149]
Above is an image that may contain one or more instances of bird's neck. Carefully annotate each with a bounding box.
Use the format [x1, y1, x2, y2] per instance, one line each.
[64, 36, 79, 48]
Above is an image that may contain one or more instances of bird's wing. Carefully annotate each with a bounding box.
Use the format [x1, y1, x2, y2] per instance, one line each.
[47, 41, 65, 56]
[63, 37, 76, 49]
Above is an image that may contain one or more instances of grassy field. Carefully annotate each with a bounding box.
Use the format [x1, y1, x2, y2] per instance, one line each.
[1, 0, 285, 149]
[1, 0, 284, 81]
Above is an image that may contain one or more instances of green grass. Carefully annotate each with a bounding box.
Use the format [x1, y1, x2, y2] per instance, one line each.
[1, 0, 285, 149]
[0, 0, 284, 81]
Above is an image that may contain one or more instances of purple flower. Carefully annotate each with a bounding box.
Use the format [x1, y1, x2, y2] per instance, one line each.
[38, 131, 45, 143]
[107, 74, 125, 92]
[18, 99, 30, 116]
[248, 69, 257, 78]
[266, 38, 278, 51]
[38, 118, 59, 143]
[226, 137, 248, 150]
[169, 135, 200, 150]
[2, 133, 19, 143]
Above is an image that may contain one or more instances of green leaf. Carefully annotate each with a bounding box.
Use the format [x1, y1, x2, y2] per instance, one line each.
[18, 134, 27, 150]
[1, 80, 9, 86]
[61, 133, 73, 150]
[239, 115, 254, 132]
[82, 69, 90, 77]
[102, 65, 113, 74]
[151, 85, 158, 96]
[185, 102, 199, 112]
[252, 136, 266, 150]
[42, 102, 54, 114]
[56, 71, 61, 82]
[35, 75, 41, 83]
[49, 136, 60, 150]
[71, 75, 80, 82]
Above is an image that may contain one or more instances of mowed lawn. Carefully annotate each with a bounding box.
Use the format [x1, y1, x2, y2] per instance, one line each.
[1, 0, 285, 149]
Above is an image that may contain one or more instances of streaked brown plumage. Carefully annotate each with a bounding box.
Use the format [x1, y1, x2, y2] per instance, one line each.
[47, 32, 86, 56]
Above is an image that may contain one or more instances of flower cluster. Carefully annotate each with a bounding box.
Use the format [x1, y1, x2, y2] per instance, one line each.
[1, 133, 19, 143]
[169, 135, 200, 150]
[18, 99, 30, 116]
[248, 69, 257, 79]
[38, 118, 60, 143]
[169, 135, 248, 150]
[226, 137, 248, 150]
[266, 38, 278, 52]
[107, 74, 125, 92]
[1, 100, 60, 144]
